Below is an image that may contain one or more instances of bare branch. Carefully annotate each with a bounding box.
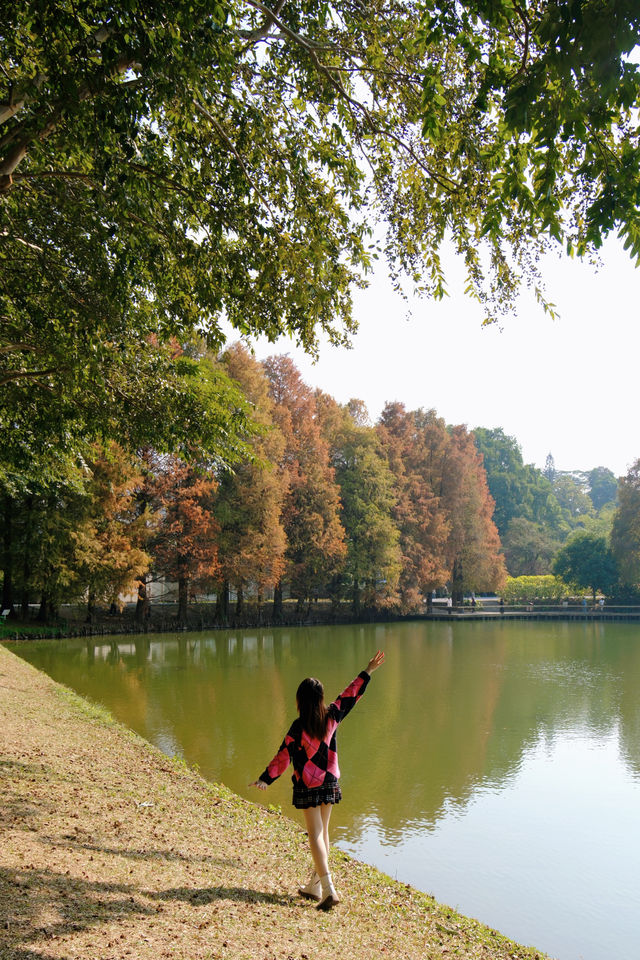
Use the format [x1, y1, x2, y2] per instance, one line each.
[0, 228, 45, 254]
[194, 101, 276, 220]
[0, 368, 57, 388]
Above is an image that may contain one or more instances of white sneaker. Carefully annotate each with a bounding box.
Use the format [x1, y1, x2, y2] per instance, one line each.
[298, 871, 321, 901]
[316, 872, 340, 911]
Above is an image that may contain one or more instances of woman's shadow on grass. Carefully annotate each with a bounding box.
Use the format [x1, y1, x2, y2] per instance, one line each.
[0, 863, 298, 960]
[149, 885, 296, 906]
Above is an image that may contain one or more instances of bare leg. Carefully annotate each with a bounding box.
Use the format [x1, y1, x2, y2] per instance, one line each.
[320, 802, 332, 861]
[302, 806, 329, 878]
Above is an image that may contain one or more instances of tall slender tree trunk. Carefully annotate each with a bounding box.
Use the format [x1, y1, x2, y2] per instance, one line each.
[86, 590, 96, 623]
[37, 592, 50, 623]
[216, 580, 230, 624]
[257, 588, 263, 626]
[1, 495, 15, 616]
[135, 576, 149, 623]
[352, 581, 361, 616]
[272, 581, 283, 624]
[177, 575, 189, 623]
[21, 494, 34, 620]
[452, 556, 464, 605]
[235, 584, 244, 617]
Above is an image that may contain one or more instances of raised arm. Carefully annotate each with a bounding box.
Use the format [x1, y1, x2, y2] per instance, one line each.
[332, 651, 385, 722]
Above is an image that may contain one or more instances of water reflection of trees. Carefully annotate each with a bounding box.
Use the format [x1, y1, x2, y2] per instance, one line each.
[12, 621, 640, 840]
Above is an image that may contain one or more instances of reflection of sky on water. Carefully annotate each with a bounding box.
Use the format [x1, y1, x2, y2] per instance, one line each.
[10, 620, 640, 960]
[336, 729, 640, 960]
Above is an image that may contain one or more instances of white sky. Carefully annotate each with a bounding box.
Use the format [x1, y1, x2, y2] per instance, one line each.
[246, 236, 640, 478]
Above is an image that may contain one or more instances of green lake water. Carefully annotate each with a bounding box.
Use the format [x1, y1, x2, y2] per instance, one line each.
[9, 619, 640, 960]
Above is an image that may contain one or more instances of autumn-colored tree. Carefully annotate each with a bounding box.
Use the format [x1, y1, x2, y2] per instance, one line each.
[71, 444, 151, 620]
[149, 455, 219, 623]
[317, 394, 401, 612]
[439, 425, 506, 602]
[377, 403, 449, 610]
[263, 356, 346, 613]
[214, 344, 288, 619]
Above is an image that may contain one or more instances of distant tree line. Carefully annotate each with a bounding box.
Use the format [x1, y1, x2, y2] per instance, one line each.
[475, 429, 640, 601]
[5, 349, 640, 625]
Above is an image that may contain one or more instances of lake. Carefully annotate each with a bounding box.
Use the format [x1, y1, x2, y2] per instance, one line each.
[9, 619, 640, 960]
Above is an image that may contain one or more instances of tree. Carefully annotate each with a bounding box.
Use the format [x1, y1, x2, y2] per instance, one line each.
[148, 455, 219, 623]
[544, 454, 556, 483]
[586, 467, 619, 512]
[263, 356, 346, 609]
[71, 444, 151, 619]
[440, 425, 507, 602]
[318, 394, 401, 612]
[502, 517, 559, 577]
[377, 403, 450, 610]
[61, 447, 146, 617]
[552, 531, 618, 600]
[4, 1, 640, 497]
[473, 428, 565, 538]
[214, 344, 288, 617]
[611, 460, 640, 586]
[551, 473, 595, 522]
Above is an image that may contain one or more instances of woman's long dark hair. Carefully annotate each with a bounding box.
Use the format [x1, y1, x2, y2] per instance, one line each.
[296, 677, 328, 740]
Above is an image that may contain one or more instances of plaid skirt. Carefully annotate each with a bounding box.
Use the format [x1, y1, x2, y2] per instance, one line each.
[292, 780, 342, 809]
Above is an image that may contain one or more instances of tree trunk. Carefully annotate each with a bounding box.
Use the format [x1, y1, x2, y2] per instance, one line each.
[21, 494, 34, 620]
[1, 495, 15, 616]
[135, 576, 149, 623]
[451, 557, 464, 606]
[37, 592, 50, 623]
[86, 590, 96, 623]
[215, 580, 230, 624]
[236, 584, 244, 616]
[177, 576, 189, 623]
[272, 581, 283, 624]
[352, 581, 361, 615]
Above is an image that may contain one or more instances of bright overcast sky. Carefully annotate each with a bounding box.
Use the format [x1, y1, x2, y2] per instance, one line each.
[245, 235, 640, 479]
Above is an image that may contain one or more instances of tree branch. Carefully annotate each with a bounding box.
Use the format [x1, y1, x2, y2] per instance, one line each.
[240, 0, 460, 193]
[193, 100, 276, 219]
[0, 53, 140, 193]
[0, 368, 57, 388]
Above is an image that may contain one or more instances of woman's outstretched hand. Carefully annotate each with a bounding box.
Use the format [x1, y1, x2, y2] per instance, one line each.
[248, 780, 268, 790]
[365, 650, 385, 675]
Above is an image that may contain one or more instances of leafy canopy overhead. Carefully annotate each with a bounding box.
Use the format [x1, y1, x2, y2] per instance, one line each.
[3, 2, 640, 336]
[2, 1, 640, 477]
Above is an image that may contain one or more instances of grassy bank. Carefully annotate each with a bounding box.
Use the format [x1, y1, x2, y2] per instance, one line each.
[0, 645, 550, 960]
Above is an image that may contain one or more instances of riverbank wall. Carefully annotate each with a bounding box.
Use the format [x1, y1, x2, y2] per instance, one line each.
[0, 644, 548, 960]
[4, 598, 640, 644]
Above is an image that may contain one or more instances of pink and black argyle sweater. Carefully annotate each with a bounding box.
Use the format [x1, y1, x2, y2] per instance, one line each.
[258, 671, 370, 788]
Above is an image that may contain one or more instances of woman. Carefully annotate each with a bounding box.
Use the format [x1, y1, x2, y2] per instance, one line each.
[249, 650, 385, 910]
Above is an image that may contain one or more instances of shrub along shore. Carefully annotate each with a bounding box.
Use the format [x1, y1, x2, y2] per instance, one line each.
[0, 644, 550, 960]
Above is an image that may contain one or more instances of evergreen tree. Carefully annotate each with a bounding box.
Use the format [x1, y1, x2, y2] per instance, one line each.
[318, 394, 401, 612]
[611, 461, 640, 588]
[214, 344, 288, 617]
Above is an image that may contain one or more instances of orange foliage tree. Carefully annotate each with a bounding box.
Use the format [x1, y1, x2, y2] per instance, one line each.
[263, 355, 346, 615]
[148, 455, 219, 623]
[214, 344, 288, 620]
[71, 443, 151, 619]
[377, 403, 450, 610]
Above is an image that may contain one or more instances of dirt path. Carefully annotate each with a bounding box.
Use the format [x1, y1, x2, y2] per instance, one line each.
[0, 645, 550, 960]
